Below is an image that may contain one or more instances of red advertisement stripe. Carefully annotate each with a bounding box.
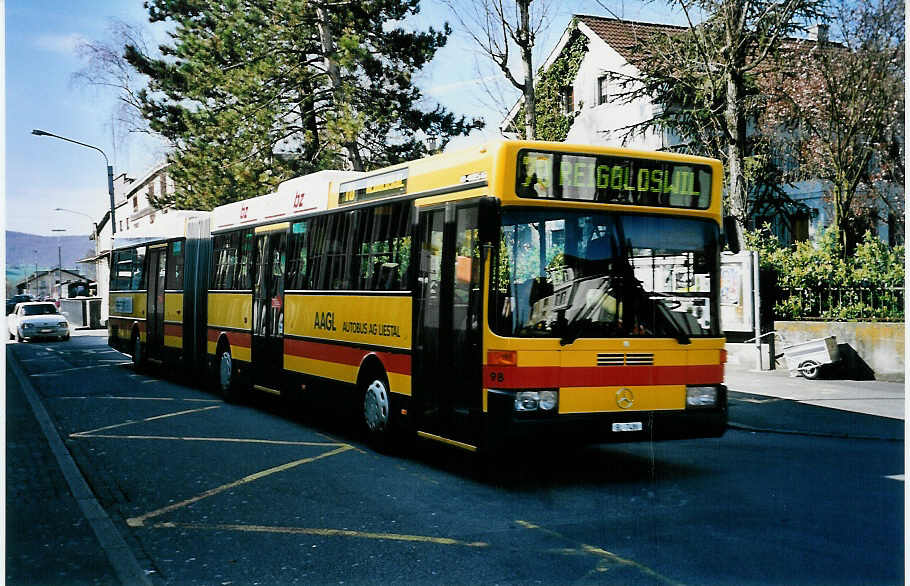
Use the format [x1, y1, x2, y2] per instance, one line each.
[207, 328, 252, 349]
[285, 339, 411, 376]
[481, 364, 724, 389]
[164, 324, 182, 337]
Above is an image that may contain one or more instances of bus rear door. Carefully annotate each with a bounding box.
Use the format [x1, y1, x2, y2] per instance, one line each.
[251, 230, 287, 393]
[145, 245, 167, 360]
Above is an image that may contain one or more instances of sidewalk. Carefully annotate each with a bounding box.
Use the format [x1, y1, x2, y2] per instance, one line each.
[725, 362, 906, 421]
[6, 345, 154, 586]
[6, 356, 120, 585]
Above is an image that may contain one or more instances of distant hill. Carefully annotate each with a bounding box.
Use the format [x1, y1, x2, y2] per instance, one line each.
[6, 231, 97, 293]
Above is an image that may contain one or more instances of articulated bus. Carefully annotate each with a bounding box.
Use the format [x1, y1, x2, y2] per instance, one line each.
[108, 222, 211, 376]
[113, 140, 733, 452]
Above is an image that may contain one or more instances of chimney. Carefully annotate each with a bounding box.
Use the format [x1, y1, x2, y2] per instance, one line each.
[809, 23, 828, 43]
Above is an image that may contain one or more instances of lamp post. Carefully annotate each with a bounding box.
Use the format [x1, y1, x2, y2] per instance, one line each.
[32, 129, 116, 235]
[52, 229, 66, 298]
[33, 249, 38, 297]
[54, 208, 98, 242]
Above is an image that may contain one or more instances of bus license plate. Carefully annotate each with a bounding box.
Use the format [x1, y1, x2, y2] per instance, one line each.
[612, 422, 642, 432]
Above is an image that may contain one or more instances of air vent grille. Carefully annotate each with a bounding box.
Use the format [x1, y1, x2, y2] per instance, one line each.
[596, 353, 654, 366]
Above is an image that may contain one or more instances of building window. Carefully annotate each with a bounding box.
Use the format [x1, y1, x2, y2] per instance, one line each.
[792, 213, 810, 243]
[160, 175, 167, 198]
[597, 74, 610, 105]
[132, 196, 138, 212]
[561, 86, 574, 114]
[150, 211, 156, 224]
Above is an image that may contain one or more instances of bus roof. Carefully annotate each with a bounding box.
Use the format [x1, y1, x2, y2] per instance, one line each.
[111, 210, 211, 250]
[332, 140, 723, 216]
[209, 141, 723, 232]
[210, 169, 364, 233]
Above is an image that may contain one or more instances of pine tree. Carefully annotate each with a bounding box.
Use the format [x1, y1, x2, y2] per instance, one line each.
[125, 0, 483, 209]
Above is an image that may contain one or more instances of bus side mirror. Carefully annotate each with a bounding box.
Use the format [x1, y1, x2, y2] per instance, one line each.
[723, 216, 741, 254]
[478, 196, 500, 244]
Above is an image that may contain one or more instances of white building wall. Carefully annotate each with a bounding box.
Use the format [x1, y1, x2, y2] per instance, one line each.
[565, 27, 664, 150]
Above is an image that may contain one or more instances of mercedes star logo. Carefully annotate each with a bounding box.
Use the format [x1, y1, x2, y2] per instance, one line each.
[616, 388, 634, 409]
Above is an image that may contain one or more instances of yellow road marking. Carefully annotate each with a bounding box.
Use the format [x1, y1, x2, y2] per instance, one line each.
[150, 521, 488, 547]
[71, 405, 221, 437]
[516, 520, 684, 585]
[58, 396, 220, 402]
[126, 445, 354, 527]
[29, 363, 132, 376]
[73, 433, 349, 448]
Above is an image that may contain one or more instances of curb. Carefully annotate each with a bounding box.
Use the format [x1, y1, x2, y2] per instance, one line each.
[8, 354, 154, 586]
[727, 421, 903, 442]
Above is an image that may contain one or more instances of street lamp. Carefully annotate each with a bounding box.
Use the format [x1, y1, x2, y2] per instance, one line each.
[32, 129, 116, 235]
[52, 229, 65, 298]
[54, 208, 99, 241]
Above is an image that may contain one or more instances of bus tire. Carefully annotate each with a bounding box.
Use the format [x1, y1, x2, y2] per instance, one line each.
[361, 370, 392, 448]
[131, 330, 145, 371]
[215, 342, 243, 403]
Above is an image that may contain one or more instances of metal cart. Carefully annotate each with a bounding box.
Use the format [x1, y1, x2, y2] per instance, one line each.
[780, 335, 840, 379]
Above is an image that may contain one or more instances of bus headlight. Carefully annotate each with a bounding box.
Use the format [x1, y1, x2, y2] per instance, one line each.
[686, 385, 718, 408]
[514, 390, 558, 412]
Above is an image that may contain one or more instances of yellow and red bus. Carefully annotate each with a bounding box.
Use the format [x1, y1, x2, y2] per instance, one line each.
[108, 218, 211, 376]
[196, 140, 733, 451]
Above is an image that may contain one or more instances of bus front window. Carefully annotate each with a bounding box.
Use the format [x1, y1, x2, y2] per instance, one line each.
[491, 210, 720, 340]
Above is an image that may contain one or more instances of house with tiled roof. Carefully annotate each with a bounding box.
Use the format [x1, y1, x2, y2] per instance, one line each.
[502, 15, 904, 247]
[502, 16, 687, 151]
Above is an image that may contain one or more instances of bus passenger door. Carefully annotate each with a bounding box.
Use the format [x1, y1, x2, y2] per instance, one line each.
[251, 231, 287, 392]
[145, 246, 167, 360]
[414, 205, 483, 445]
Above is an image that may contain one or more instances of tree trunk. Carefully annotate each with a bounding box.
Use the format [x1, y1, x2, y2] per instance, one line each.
[725, 68, 748, 239]
[518, 0, 536, 140]
[316, 4, 364, 171]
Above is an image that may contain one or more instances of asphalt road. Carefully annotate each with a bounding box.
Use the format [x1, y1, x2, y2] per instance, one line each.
[7, 332, 904, 585]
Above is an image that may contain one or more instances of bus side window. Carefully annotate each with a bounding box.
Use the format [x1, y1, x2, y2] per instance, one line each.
[166, 240, 184, 290]
[237, 230, 255, 290]
[131, 247, 147, 290]
[287, 221, 308, 290]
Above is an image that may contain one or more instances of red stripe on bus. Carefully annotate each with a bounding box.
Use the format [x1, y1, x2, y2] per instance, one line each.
[164, 324, 182, 337]
[284, 339, 412, 376]
[207, 328, 252, 349]
[481, 364, 724, 389]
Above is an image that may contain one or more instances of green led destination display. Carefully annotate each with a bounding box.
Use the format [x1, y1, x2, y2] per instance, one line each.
[516, 150, 712, 209]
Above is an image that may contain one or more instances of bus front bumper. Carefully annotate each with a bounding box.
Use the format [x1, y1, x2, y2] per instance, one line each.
[486, 386, 727, 446]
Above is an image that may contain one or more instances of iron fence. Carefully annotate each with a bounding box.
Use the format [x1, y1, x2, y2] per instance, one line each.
[776, 285, 904, 321]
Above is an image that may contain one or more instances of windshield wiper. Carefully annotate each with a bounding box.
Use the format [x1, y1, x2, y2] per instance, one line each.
[559, 317, 592, 346]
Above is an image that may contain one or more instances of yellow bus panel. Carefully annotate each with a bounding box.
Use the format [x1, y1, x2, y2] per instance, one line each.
[208, 292, 252, 331]
[285, 294, 412, 350]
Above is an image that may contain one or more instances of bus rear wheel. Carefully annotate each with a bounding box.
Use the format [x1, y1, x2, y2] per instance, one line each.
[362, 373, 392, 446]
[216, 344, 243, 403]
[131, 331, 145, 371]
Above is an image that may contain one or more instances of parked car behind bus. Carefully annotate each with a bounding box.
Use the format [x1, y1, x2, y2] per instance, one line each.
[8, 301, 70, 342]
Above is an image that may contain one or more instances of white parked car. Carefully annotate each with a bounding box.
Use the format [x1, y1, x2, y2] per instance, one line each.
[8, 302, 70, 342]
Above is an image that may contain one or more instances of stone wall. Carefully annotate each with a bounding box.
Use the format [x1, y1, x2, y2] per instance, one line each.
[774, 321, 905, 382]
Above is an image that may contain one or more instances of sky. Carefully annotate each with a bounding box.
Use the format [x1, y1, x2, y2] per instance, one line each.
[4, 0, 686, 236]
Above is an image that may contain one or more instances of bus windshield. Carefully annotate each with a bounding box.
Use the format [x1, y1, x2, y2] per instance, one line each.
[491, 210, 720, 341]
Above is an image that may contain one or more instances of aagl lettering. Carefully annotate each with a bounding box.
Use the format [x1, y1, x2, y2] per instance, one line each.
[314, 311, 336, 331]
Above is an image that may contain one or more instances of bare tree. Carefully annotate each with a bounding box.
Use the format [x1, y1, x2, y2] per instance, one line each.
[443, 0, 552, 139]
[761, 0, 905, 250]
[602, 0, 825, 240]
[73, 20, 158, 145]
